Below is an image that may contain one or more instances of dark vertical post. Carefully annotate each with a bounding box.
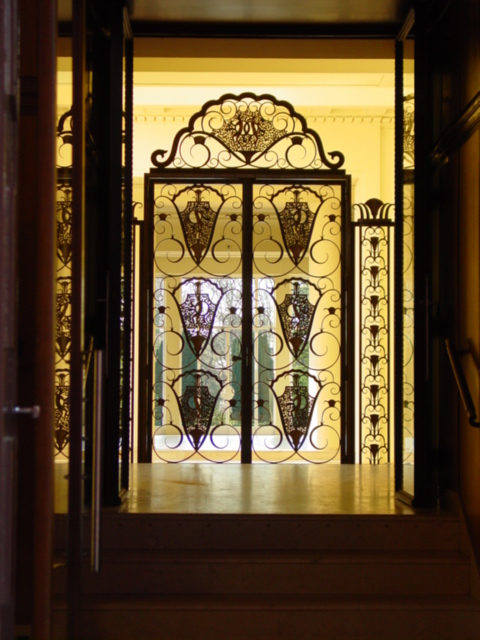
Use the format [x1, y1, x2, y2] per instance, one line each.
[412, 2, 434, 507]
[68, 0, 87, 636]
[137, 171, 154, 464]
[103, 0, 124, 504]
[33, 0, 57, 637]
[394, 37, 405, 493]
[131, 218, 141, 463]
[343, 176, 355, 463]
[241, 180, 253, 463]
[137, 203, 151, 462]
[0, 0, 18, 637]
[121, 16, 134, 491]
[16, 0, 56, 634]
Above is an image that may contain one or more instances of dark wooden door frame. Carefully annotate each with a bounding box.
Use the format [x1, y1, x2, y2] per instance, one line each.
[394, 6, 436, 507]
[0, 0, 19, 636]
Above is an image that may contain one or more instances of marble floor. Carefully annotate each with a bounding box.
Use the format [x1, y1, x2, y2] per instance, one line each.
[55, 462, 418, 516]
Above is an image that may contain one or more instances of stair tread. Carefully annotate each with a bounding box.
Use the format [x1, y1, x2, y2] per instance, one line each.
[55, 512, 462, 556]
[54, 593, 480, 611]
[56, 511, 461, 521]
[100, 511, 460, 520]
[58, 549, 469, 564]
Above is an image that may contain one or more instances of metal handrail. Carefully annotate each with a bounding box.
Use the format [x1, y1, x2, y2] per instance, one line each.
[83, 336, 94, 396]
[80, 337, 104, 572]
[445, 338, 480, 428]
[91, 349, 105, 573]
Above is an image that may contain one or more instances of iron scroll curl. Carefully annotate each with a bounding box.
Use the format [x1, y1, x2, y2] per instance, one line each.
[151, 92, 345, 171]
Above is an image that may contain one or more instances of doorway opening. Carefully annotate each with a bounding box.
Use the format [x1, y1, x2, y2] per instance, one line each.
[54, 39, 415, 480]
[138, 92, 394, 465]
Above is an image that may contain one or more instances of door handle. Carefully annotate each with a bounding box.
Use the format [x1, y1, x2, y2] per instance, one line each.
[13, 405, 41, 419]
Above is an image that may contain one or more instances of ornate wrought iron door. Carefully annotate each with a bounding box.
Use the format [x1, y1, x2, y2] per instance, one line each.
[149, 181, 245, 462]
[251, 182, 344, 463]
[141, 94, 350, 463]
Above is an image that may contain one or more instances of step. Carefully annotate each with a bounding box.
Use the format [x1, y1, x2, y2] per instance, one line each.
[52, 549, 471, 597]
[52, 594, 480, 640]
[54, 512, 462, 553]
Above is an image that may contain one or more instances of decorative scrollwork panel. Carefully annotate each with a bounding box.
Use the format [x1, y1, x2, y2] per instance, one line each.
[54, 109, 74, 458]
[151, 93, 345, 171]
[151, 182, 243, 462]
[55, 180, 72, 456]
[353, 199, 394, 464]
[403, 184, 415, 467]
[251, 182, 343, 463]
[403, 95, 415, 170]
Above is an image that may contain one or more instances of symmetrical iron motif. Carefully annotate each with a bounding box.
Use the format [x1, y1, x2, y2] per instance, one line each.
[176, 279, 224, 357]
[272, 371, 321, 451]
[55, 111, 73, 456]
[354, 199, 394, 464]
[176, 370, 224, 450]
[278, 191, 318, 265]
[276, 281, 317, 358]
[151, 93, 345, 171]
[179, 194, 218, 264]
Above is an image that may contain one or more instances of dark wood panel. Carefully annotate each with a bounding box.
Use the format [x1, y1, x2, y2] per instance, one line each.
[431, 91, 480, 166]
[0, 0, 18, 637]
[59, 0, 411, 24]
[130, 0, 410, 23]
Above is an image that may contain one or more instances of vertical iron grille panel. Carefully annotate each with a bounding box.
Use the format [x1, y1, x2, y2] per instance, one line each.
[403, 182, 415, 466]
[251, 182, 343, 463]
[151, 182, 243, 462]
[55, 182, 72, 456]
[403, 96, 415, 170]
[354, 199, 394, 464]
[120, 188, 126, 454]
[402, 95, 415, 475]
[55, 110, 74, 457]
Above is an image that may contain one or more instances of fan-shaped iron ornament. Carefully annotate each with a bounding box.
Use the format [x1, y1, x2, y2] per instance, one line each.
[151, 93, 345, 171]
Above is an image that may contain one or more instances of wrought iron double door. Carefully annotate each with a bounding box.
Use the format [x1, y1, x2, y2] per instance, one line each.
[143, 173, 350, 464]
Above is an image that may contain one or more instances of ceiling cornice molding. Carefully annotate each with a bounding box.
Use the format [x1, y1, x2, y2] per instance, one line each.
[134, 113, 394, 126]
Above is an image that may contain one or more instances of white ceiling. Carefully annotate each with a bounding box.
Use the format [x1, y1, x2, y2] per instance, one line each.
[130, 40, 412, 115]
[57, 40, 414, 116]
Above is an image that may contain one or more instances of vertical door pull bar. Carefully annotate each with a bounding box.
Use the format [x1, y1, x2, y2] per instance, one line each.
[91, 349, 105, 572]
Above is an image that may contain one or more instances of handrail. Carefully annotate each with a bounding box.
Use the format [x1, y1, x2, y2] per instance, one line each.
[91, 349, 105, 573]
[445, 338, 480, 428]
[83, 336, 94, 396]
[81, 337, 104, 572]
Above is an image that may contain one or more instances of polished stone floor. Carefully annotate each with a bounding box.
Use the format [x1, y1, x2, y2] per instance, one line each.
[55, 462, 417, 516]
